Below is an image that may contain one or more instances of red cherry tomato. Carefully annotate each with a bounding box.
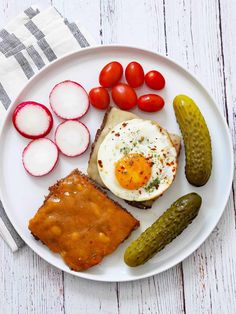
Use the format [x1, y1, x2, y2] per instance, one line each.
[145, 70, 165, 90]
[99, 61, 123, 87]
[137, 94, 165, 112]
[125, 61, 144, 88]
[89, 87, 110, 110]
[112, 83, 137, 110]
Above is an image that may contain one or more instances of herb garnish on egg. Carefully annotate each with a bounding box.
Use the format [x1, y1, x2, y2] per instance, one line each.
[145, 177, 160, 192]
[120, 147, 131, 155]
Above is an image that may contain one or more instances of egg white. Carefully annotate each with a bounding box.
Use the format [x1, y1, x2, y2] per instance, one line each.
[97, 119, 177, 202]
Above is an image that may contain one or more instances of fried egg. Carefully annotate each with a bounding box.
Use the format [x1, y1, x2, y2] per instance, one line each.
[97, 119, 177, 202]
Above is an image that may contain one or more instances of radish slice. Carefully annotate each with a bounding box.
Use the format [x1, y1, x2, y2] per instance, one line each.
[49, 80, 89, 119]
[55, 120, 90, 157]
[12, 101, 53, 139]
[22, 138, 59, 177]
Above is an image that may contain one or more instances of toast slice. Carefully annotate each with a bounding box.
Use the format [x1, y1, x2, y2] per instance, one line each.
[87, 107, 181, 209]
[29, 169, 139, 271]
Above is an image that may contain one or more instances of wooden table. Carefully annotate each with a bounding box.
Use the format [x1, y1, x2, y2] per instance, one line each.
[0, 1, 235, 313]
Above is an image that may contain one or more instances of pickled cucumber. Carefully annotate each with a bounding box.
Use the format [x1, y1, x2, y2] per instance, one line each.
[173, 95, 212, 186]
[124, 193, 201, 267]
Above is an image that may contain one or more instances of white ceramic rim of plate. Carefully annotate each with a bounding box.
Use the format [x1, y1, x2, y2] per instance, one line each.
[0, 45, 234, 282]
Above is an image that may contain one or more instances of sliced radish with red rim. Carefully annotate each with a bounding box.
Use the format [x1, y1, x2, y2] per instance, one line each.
[49, 80, 89, 120]
[12, 101, 53, 139]
[22, 138, 59, 177]
[55, 120, 90, 157]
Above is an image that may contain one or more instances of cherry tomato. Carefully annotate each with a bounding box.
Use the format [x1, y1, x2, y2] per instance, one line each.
[125, 61, 144, 88]
[112, 83, 137, 110]
[89, 87, 110, 110]
[137, 94, 165, 112]
[145, 70, 165, 90]
[99, 61, 123, 87]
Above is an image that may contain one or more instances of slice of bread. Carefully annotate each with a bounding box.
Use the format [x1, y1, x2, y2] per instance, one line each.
[29, 169, 139, 271]
[87, 107, 181, 209]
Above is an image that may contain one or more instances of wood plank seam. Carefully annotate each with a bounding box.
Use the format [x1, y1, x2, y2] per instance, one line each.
[116, 283, 120, 314]
[217, 0, 229, 123]
[62, 271, 66, 314]
[219, 0, 236, 231]
[218, 0, 236, 231]
[99, 0, 103, 45]
[162, 0, 168, 55]
[180, 264, 187, 314]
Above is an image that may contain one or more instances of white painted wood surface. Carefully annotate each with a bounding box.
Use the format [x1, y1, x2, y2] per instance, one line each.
[0, 0, 235, 313]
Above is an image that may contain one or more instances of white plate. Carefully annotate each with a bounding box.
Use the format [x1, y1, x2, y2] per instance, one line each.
[0, 46, 233, 282]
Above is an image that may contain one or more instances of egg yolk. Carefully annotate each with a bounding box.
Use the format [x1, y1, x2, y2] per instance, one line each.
[115, 153, 152, 190]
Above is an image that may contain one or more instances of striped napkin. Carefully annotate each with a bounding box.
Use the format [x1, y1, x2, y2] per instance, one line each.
[0, 5, 95, 251]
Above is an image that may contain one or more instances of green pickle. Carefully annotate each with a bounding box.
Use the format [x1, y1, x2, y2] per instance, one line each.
[173, 94, 212, 186]
[124, 193, 202, 267]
